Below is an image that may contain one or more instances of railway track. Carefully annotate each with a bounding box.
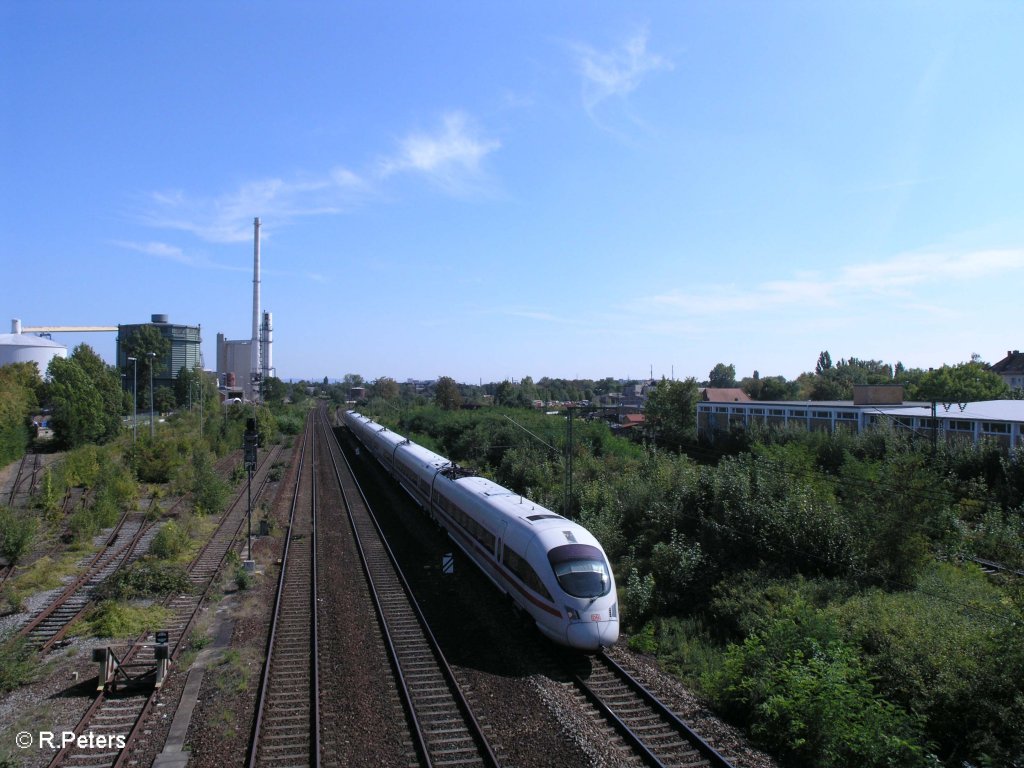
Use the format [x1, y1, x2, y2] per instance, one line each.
[249, 410, 320, 767]
[5, 450, 43, 507]
[320, 407, 499, 768]
[18, 511, 156, 651]
[47, 444, 282, 768]
[567, 652, 735, 768]
[17, 454, 243, 654]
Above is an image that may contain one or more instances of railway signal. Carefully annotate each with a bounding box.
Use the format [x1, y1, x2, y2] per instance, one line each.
[244, 418, 259, 568]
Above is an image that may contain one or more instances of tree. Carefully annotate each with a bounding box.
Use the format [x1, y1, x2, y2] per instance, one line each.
[70, 344, 126, 438]
[644, 377, 700, 450]
[261, 376, 287, 406]
[816, 350, 833, 374]
[494, 380, 516, 407]
[174, 365, 203, 408]
[434, 376, 462, 410]
[708, 363, 737, 388]
[0, 362, 41, 464]
[911, 361, 1009, 403]
[47, 356, 107, 448]
[44, 344, 126, 447]
[520, 375, 538, 403]
[154, 387, 176, 414]
[124, 325, 170, 408]
[370, 376, 399, 401]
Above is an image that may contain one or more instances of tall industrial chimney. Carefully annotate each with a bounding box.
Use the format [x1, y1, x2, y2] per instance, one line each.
[261, 310, 273, 383]
[251, 217, 261, 397]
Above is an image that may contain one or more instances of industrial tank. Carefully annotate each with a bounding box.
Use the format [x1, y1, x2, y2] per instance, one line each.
[0, 331, 67, 373]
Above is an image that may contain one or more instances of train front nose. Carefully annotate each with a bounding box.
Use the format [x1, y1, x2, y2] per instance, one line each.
[566, 617, 619, 651]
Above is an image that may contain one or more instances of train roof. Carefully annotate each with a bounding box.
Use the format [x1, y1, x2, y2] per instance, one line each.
[451, 475, 601, 547]
[346, 410, 606, 555]
[398, 439, 450, 472]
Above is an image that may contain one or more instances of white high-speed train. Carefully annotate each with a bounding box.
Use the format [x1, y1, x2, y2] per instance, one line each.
[343, 410, 619, 651]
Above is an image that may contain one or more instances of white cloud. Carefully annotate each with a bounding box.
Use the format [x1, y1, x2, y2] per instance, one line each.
[497, 308, 573, 324]
[571, 29, 673, 116]
[631, 247, 1024, 321]
[111, 240, 246, 271]
[378, 112, 501, 195]
[840, 249, 1024, 289]
[141, 166, 367, 243]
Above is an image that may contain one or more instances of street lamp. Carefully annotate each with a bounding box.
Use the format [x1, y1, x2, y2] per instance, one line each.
[148, 351, 156, 439]
[127, 356, 137, 444]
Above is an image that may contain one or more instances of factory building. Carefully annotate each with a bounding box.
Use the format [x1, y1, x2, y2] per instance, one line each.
[116, 314, 202, 391]
[215, 218, 273, 402]
[216, 333, 252, 399]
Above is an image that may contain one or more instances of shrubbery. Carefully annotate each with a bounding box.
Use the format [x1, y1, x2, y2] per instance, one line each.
[149, 520, 192, 560]
[0, 637, 40, 692]
[705, 597, 928, 768]
[95, 559, 192, 600]
[374, 403, 1024, 767]
[0, 506, 37, 564]
[78, 601, 172, 639]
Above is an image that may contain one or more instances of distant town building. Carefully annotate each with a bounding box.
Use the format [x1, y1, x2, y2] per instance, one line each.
[991, 350, 1024, 391]
[700, 387, 753, 403]
[698, 385, 1024, 451]
[117, 314, 202, 391]
[621, 380, 656, 408]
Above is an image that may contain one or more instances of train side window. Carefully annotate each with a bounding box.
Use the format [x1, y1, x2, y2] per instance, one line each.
[504, 547, 553, 601]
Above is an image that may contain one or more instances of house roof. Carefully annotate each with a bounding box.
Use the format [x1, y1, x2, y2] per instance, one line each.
[701, 387, 752, 403]
[991, 350, 1024, 375]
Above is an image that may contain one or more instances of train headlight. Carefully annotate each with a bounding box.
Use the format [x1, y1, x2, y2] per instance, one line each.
[565, 606, 580, 620]
[609, 602, 617, 619]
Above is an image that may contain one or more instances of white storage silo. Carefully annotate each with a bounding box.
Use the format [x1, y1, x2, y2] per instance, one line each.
[0, 322, 67, 374]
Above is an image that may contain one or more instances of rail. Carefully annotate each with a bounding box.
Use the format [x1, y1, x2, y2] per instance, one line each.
[323, 410, 499, 768]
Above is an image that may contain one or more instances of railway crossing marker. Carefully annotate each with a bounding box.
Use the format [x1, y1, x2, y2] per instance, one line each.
[442, 552, 454, 575]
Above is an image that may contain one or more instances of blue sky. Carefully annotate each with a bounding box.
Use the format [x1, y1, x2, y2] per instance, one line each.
[3, 2, 1023, 384]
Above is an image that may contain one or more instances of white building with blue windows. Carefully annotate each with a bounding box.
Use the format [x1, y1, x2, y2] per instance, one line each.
[698, 386, 1024, 451]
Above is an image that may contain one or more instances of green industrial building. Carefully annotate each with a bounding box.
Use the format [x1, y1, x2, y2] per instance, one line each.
[116, 313, 202, 392]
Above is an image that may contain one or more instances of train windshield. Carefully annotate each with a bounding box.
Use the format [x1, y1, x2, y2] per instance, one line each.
[548, 544, 611, 599]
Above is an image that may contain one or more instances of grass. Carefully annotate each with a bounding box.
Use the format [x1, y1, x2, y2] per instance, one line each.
[0, 551, 86, 613]
[211, 647, 256, 696]
[0, 637, 41, 692]
[0, 700, 58, 765]
[631, 615, 726, 692]
[71, 601, 173, 640]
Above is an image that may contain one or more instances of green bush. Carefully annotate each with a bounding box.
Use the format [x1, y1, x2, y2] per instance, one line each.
[95, 559, 192, 600]
[0, 637, 40, 692]
[126, 434, 190, 484]
[705, 599, 928, 768]
[33, 467, 65, 514]
[835, 563, 1024, 766]
[642, 615, 723, 689]
[149, 520, 191, 560]
[62, 444, 102, 487]
[191, 455, 228, 515]
[0, 506, 38, 564]
[77, 601, 172, 639]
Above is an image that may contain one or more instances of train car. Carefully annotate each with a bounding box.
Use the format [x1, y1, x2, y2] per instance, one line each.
[343, 410, 619, 651]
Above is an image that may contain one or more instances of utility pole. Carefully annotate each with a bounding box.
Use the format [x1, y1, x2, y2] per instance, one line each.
[147, 352, 156, 439]
[564, 406, 574, 518]
[127, 356, 137, 444]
